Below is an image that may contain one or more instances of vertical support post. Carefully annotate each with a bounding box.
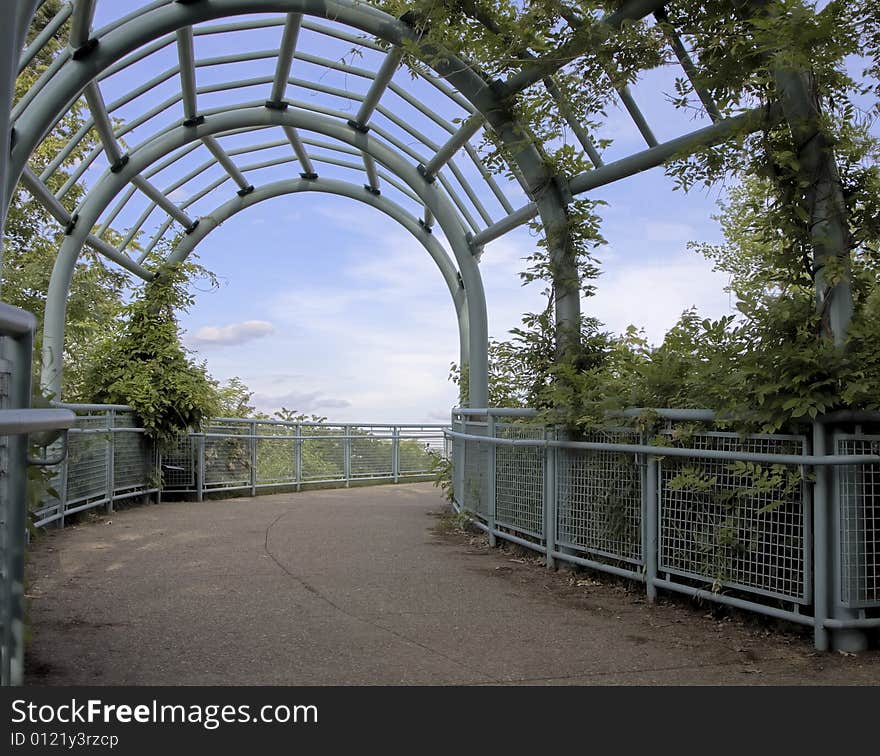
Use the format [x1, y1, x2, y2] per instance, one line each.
[105, 409, 115, 514]
[452, 411, 465, 510]
[343, 426, 351, 487]
[295, 423, 302, 492]
[392, 426, 400, 483]
[828, 424, 868, 652]
[544, 427, 556, 569]
[195, 433, 204, 503]
[0, 307, 37, 686]
[486, 415, 496, 548]
[811, 420, 830, 651]
[645, 449, 658, 602]
[58, 445, 68, 528]
[249, 420, 257, 497]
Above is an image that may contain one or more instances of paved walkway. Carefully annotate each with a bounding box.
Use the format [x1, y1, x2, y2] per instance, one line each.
[25, 483, 880, 685]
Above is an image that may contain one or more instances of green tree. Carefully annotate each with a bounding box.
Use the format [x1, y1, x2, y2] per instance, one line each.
[84, 262, 220, 441]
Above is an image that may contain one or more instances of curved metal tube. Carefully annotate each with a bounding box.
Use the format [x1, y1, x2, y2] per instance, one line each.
[41, 106, 489, 406]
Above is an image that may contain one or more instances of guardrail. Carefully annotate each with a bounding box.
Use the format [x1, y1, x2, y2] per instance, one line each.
[34, 408, 447, 519]
[1, 303, 76, 685]
[161, 417, 447, 499]
[448, 407, 880, 652]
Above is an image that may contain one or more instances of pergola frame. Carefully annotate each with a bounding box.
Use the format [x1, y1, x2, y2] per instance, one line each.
[0, 0, 864, 686]
[1, 0, 853, 403]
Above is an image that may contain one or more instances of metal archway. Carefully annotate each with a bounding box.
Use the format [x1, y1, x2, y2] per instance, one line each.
[39, 105, 488, 401]
[0, 0, 861, 688]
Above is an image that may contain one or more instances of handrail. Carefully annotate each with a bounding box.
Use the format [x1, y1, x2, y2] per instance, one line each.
[444, 428, 880, 467]
[0, 408, 76, 436]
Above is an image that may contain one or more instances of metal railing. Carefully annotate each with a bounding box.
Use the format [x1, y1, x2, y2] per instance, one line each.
[0, 303, 75, 686]
[449, 408, 880, 652]
[32, 404, 158, 528]
[35, 409, 447, 517]
[161, 418, 447, 500]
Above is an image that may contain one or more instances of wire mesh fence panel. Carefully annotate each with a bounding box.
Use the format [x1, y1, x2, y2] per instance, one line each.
[494, 423, 544, 538]
[204, 434, 251, 490]
[64, 416, 109, 506]
[556, 430, 643, 565]
[351, 430, 393, 478]
[113, 413, 155, 493]
[658, 431, 808, 603]
[160, 434, 195, 491]
[255, 437, 297, 487]
[462, 421, 488, 517]
[301, 426, 344, 482]
[399, 431, 441, 476]
[837, 434, 880, 608]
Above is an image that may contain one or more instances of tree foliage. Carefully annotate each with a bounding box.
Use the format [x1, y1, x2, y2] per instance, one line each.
[429, 2, 880, 430]
[84, 262, 221, 441]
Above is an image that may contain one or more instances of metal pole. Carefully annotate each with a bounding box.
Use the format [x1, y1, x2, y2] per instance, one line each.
[250, 420, 257, 496]
[486, 415, 496, 548]
[295, 423, 302, 492]
[196, 433, 204, 502]
[392, 426, 399, 483]
[645, 450, 658, 602]
[343, 426, 351, 487]
[105, 409, 115, 514]
[811, 420, 830, 651]
[828, 425, 868, 652]
[544, 427, 556, 569]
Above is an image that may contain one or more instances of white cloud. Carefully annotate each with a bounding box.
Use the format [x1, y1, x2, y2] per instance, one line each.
[189, 320, 275, 347]
[588, 254, 733, 345]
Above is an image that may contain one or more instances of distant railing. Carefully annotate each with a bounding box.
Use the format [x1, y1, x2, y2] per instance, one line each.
[161, 417, 447, 500]
[448, 407, 880, 652]
[34, 407, 447, 524]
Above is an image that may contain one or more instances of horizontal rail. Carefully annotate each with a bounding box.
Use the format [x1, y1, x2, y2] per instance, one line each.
[0, 409, 76, 436]
[445, 429, 880, 467]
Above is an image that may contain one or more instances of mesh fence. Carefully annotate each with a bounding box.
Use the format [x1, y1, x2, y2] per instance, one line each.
[399, 427, 445, 476]
[113, 413, 154, 493]
[494, 423, 545, 538]
[64, 415, 110, 506]
[351, 428, 393, 479]
[658, 431, 808, 602]
[160, 434, 195, 491]
[203, 422, 252, 490]
[462, 421, 488, 517]
[837, 435, 880, 608]
[255, 422, 297, 486]
[556, 429, 643, 565]
[301, 425, 344, 482]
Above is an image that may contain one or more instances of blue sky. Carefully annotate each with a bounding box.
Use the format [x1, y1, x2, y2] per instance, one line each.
[70, 2, 740, 422]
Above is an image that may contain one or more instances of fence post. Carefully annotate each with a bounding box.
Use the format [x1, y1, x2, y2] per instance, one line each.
[544, 427, 556, 569]
[827, 424, 868, 652]
[196, 433, 205, 503]
[249, 421, 258, 497]
[392, 426, 400, 483]
[58, 449, 68, 528]
[342, 425, 351, 488]
[105, 409, 115, 514]
[487, 415, 496, 548]
[295, 424, 302, 492]
[453, 411, 465, 510]
[644, 448, 658, 603]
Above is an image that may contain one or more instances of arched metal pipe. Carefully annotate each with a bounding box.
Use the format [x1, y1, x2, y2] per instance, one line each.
[40, 106, 489, 406]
